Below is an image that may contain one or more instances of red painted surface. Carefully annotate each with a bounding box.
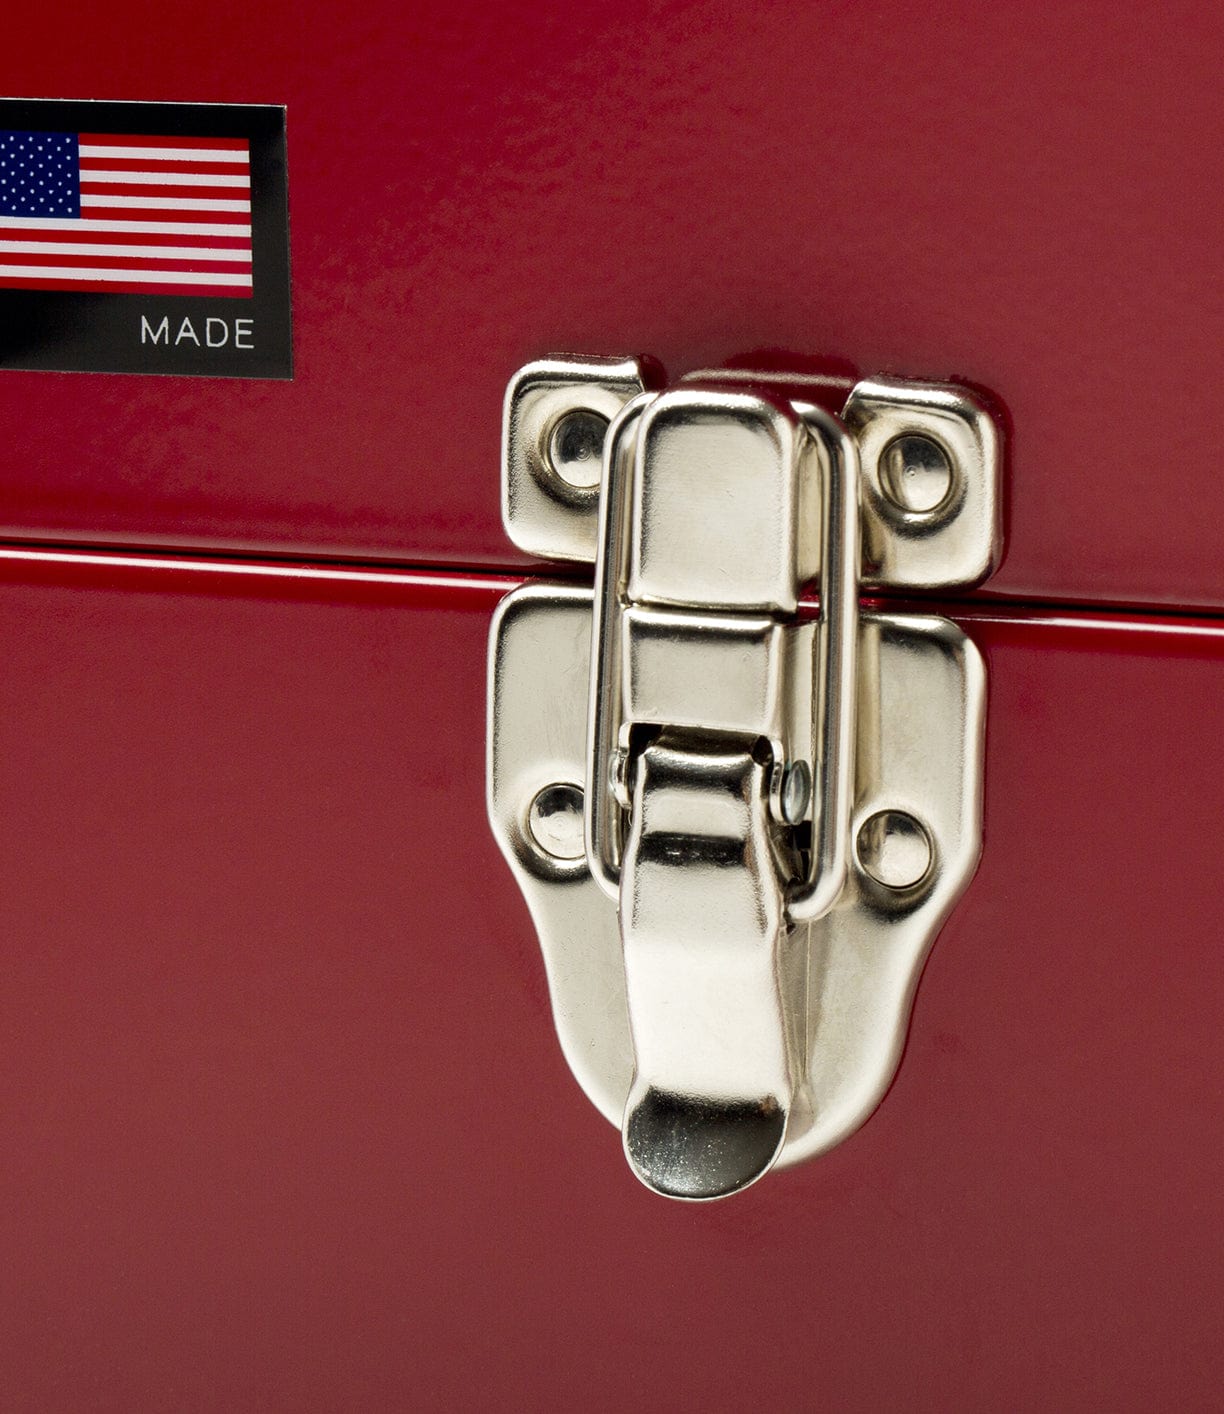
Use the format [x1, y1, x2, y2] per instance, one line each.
[0, 549, 1219, 1410]
[1, 1, 1223, 608]
[3, 2, 1221, 1405]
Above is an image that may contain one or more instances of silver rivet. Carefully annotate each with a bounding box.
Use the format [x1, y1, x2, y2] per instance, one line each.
[856, 810, 933, 889]
[879, 434, 953, 515]
[781, 761, 812, 825]
[609, 747, 630, 807]
[546, 409, 609, 492]
[528, 783, 586, 861]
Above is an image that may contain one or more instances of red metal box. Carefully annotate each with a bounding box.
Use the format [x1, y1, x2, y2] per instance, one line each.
[1, 3, 1222, 1409]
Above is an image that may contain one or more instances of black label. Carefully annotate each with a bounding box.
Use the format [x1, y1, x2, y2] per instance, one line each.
[0, 99, 291, 379]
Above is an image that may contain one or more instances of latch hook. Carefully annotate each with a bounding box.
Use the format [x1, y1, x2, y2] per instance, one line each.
[584, 388, 861, 1196]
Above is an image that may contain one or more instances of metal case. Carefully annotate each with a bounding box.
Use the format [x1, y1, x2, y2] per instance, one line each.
[2, 2, 1223, 1408]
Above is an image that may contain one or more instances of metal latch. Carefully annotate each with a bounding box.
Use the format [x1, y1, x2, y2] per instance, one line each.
[488, 357, 999, 1201]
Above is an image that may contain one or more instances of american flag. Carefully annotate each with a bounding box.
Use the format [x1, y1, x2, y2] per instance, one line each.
[0, 131, 253, 297]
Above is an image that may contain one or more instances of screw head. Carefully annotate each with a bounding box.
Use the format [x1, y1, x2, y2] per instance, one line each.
[527, 783, 586, 861]
[856, 810, 933, 890]
[546, 408, 610, 492]
[608, 747, 631, 808]
[780, 761, 812, 825]
[879, 434, 954, 515]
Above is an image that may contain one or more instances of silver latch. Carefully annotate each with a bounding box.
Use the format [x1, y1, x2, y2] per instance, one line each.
[488, 357, 999, 1201]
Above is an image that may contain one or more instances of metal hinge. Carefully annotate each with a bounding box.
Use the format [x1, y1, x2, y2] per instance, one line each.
[488, 356, 1000, 1201]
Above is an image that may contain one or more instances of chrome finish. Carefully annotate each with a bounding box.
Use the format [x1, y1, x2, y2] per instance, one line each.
[785, 612, 985, 1166]
[528, 783, 587, 862]
[502, 357, 650, 562]
[780, 761, 812, 825]
[585, 391, 859, 929]
[547, 409, 610, 492]
[488, 595, 985, 1182]
[489, 356, 997, 1200]
[856, 809, 933, 890]
[844, 376, 1001, 589]
[878, 434, 953, 515]
[621, 733, 791, 1198]
[789, 402, 859, 922]
[503, 364, 1001, 590]
[487, 585, 632, 1123]
[583, 388, 862, 1196]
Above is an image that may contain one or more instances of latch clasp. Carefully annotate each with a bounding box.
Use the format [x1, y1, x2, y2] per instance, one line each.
[588, 388, 859, 1195]
[488, 357, 999, 1200]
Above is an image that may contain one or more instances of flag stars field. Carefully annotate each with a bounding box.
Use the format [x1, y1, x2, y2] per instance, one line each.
[0, 133, 79, 217]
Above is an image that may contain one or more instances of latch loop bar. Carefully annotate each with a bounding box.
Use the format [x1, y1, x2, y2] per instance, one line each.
[584, 394, 861, 919]
[789, 403, 860, 921]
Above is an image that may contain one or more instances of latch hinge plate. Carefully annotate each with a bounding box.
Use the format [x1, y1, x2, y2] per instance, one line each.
[488, 357, 996, 1199]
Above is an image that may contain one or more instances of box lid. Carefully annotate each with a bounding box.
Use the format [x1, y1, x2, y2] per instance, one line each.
[3, 0, 1222, 609]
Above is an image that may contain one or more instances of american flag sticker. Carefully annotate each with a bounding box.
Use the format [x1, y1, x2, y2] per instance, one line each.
[0, 131, 254, 296]
[0, 99, 290, 378]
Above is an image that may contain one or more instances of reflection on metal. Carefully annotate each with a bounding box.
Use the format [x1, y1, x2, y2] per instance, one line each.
[488, 357, 998, 1201]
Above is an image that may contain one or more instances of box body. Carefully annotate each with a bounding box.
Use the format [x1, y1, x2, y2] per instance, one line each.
[2, 2, 1222, 1406]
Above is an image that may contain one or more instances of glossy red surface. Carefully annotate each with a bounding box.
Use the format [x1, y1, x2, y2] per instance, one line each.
[0, 550, 1219, 1409]
[2, 2, 1223, 607]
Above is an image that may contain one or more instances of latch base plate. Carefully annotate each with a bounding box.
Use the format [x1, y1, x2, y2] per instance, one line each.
[487, 584, 985, 1174]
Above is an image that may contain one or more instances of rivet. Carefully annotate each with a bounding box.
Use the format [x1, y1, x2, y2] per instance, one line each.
[879, 434, 953, 515]
[609, 747, 630, 807]
[527, 783, 586, 861]
[781, 761, 812, 825]
[856, 810, 933, 889]
[546, 408, 610, 492]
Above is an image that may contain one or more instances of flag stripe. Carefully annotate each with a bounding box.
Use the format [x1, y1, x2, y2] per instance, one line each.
[78, 145, 249, 164]
[0, 274, 252, 296]
[0, 224, 250, 247]
[79, 133, 249, 153]
[0, 215, 252, 235]
[0, 264, 251, 285]
[75, 156, 251, 177]
[80, 171, 251, 189]
[81, 184, 252, 202]
[0, 249, 250, 273]
[80, 195, 252, 212]
[73, 210, 251, 227]
[0, 238, 250, 261]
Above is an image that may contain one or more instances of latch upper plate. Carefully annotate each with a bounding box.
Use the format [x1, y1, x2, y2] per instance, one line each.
[503, 359, 1001, 590]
